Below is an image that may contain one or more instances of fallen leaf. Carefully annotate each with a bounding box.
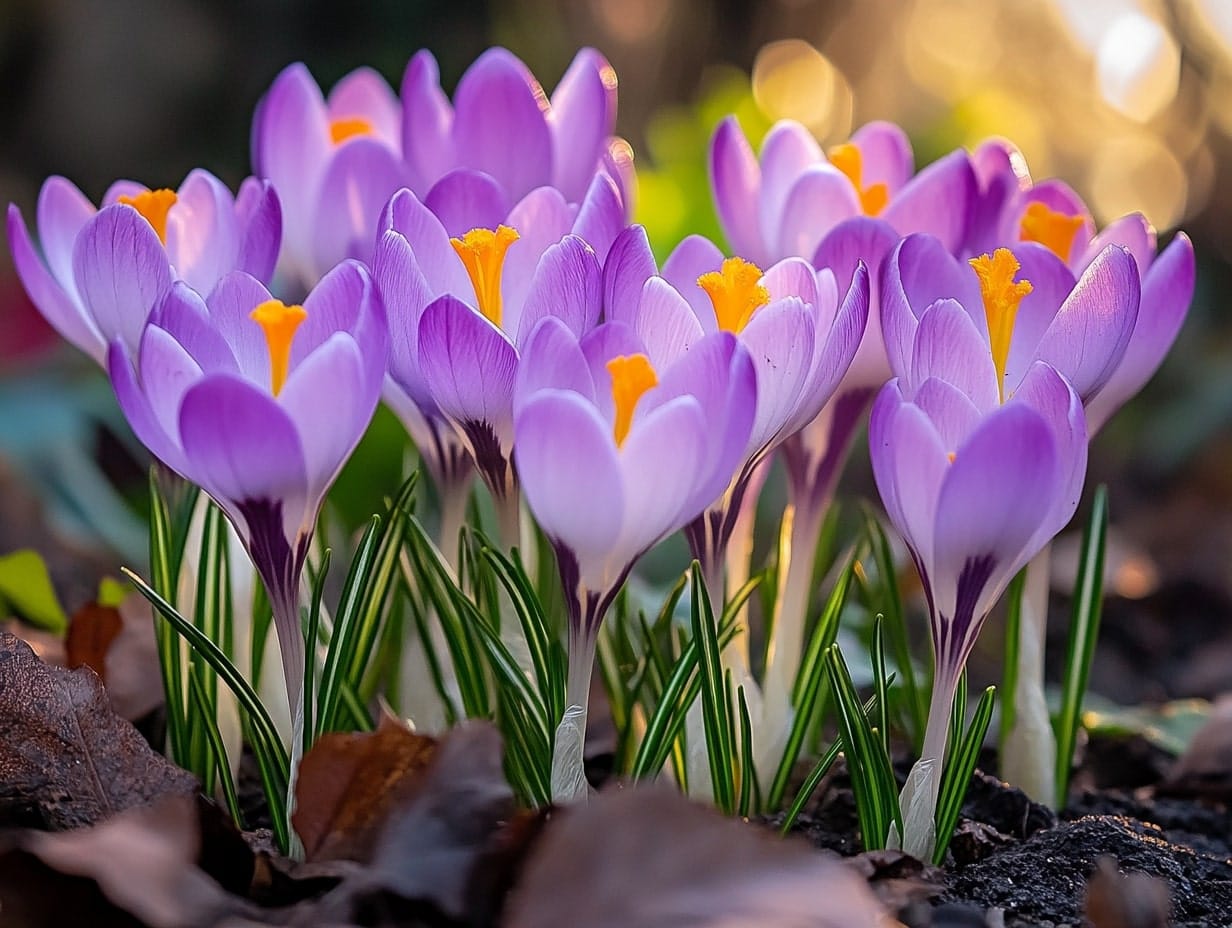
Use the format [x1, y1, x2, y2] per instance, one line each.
[502, 784, 894, 928]
[0, 618, 65, 665]
[65, 602, 123, 679]
[1084, 856, 1171, 928]
[104, 593, 163, 722]
[0, 632, 197, 830]
[293, 707, 436, 862]
[0, 796, 253, 928]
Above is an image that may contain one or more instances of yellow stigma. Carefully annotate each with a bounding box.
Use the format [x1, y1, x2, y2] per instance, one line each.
[827, 142, 889, 217]
[1019, 201, 1085, 263]
[450, 225, 520, 328]
[117, 189, 177, 245]
[250, 299, 308, 396]
[697, 257, 771, 333]
[969, 248, 1034, 403]
[329, 116, 375, 144]
[607, 353, 658, 448]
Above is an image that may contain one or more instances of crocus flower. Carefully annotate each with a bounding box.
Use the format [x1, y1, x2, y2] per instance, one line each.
[253, 46, 626, 292]
[106, 261, 388, 712]
[513, 317, 756, 800]
[869, 298, 1088, 860]
[7, 170, 280, 365]
[881, 234, 1142, 411]
[602, 225, 868, 661]
[375, 174, 624, 545]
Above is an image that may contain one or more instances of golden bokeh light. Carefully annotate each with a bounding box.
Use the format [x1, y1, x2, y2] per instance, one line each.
[752, 40, 852, 140]
[1095, 12, 1181, 122]
[1088, 133, 1187, 229]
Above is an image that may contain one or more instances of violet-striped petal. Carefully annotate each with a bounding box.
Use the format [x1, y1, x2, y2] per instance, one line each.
[661, 235, 726, 328]
[107, 341, 187, 474]
[882, 149, 976, 252]
[311, 137, 410, 272]
[908, 299, 999, 411]
[36, 176, 95, 290]
[776, 166, 861, 261]
[709, 116, 764, 262]
[380, 188, 472, 297]
[851, 121, 914, 193]
[515, 316, 596, 412]
[571, 172, 625, 262]
[400, 50, 455, 194]
[514, 235, 602, 347]
[166, 169, 239, 295]
[603, 225, 658, 326]
[204, 271, 277, 386]
[548, 48, 617, 201]
[234, 177, 282, 284]
[423, 169, 511, 238]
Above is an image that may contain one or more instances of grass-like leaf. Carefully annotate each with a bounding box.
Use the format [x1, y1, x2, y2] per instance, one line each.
[690, 562, 735, 813]
[1054, 484, 1109, 808]
[123, 566, 290, 850]
[765, 546, 861, 811]
[187, 668, 242, 826]
[999, 567, 1028, 748]
[935, 684, 996, 864]
[826, 644, 901, 849]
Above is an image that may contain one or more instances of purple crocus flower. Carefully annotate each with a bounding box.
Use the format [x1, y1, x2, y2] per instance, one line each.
[602, 225, 870, 594]
[7, 170, 280, 365]
[106, 262, 388, 711]
[869, 298, 1087, 859]
[513, 317, 756, 800]
[375, 171, 624, 546]
[881, 234, 1143, 412]
[253, 47, 626, 292]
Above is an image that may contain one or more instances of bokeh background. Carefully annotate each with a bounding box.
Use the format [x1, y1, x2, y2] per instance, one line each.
[1, 0, 1230, 705]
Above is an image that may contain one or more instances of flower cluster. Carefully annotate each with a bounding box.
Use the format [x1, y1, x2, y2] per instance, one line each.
[8, 43, 1195, 856]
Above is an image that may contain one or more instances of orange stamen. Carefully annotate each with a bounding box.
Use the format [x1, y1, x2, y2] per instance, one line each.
[117, 189, 177, 245]
[329, 116, 375, 144]
[828, 142, 889, 216]
[450, 225, 520, 328]
[969, 248, 1034, 403]
[697, 257, 771, 333]
[1018, 201, 1085, 263]
[250, 299, 308, 396]
[607, 354, 658, 447]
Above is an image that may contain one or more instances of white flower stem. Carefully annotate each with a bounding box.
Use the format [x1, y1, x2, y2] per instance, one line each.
[1000, 542, 1057, 804]
[552, 626, 598, 802]
[890, 665, 959, 861]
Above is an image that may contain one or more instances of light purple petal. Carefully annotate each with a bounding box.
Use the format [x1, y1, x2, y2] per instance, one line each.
[149, 281, 238, 375]
[165, 169, 237, 295]
[738, 300, 815, 453]
[1085, 232, 1194, 433]
[400, 50, 455, 195]
[1034, 244, 1140, 403]
[580, 320, 646, 428]
[882, 149, 976, 252]
[451, 48, 553, 202]
[913, 377, 982, 452]
[502, 186, 575, 316]
[796, 262, 870, 428]
[1011, 361, 1087, 541]
[1082, 212, 1155, 276]
[418, 295, 519, 450]
[303, 259, 386, 397]
[851, 121, 914, 193]
[234, 177, 282, 284]
[932, 404, 1060, 621]
[423, 169, 511, 238]
[311, 137, 409, 273]
[107, 340, 186, 473]
[7, 203, 102, 362]
[615, 395, 709, 561]
[757, 122, 824, 254]
[775, 166, 861, 261]
[1000, 244, 1076, 395]
[571, 172, 624, 262]
[513, 235, 601, 347]
[881, 234, 980, 380]
[36, 176, 96, 291]
[709, 116, 764, 262]
[634, 277, 705, 370]
[72, 205, 173, 356]
[326, 66, 401, 145]
[179, 373, 310, 517]
[661, 235, 725, 329]
[515, 315, 596, 413]
[602, 225, 658, 325]
[279, 332, 372, 500]
[379, 188, 471, 297]
[548, 48, 617, 202]
[761, 256, 821, 315]
[137, 323, 205, 442]
[373, 229, 435, 407]
[204, 271, 276, 386]
[909, 299, 999, 411]
[515, 389, 624, 573]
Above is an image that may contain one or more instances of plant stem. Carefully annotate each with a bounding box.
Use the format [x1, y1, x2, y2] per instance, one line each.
[890, 664, 959, 861]
[1000, 543, 1057, 803]
[552, 619, 599, 802]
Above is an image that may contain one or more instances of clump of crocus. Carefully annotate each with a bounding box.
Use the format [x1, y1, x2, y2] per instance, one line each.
[374, 186, 623, 548]
[253, 46, 628, 293]
[882, 226, 1194, 804]
[7, 170, 280, 365]
[513, 315, 755, 800]
[869, 285, 1088, 859]
[106, 263, 388, 727]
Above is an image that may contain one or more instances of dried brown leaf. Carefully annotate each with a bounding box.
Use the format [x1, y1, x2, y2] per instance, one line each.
[0, 632, 197, 831]
[65, 602, 123, 680]
[0, 796, 252, 928]
[1084, 856, 1171, 928]
[503, 785, 895, 928]
[293, 708, 436, 862]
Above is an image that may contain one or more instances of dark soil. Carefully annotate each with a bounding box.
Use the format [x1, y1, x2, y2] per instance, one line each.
[778, 735, 1232, 927]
